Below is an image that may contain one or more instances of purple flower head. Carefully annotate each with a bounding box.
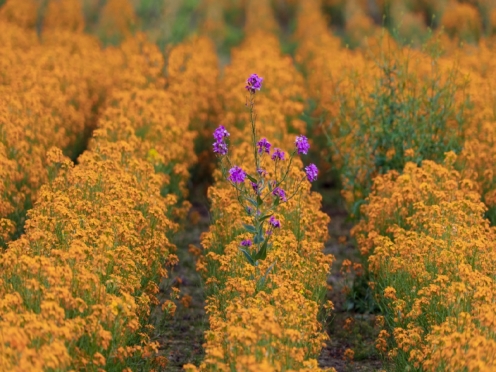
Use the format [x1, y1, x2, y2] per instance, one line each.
[246, 206, 253, 215]
[271, 148, 285, 161]
[251, 182, 259, 192]
[257, 168, 267, 177]
[213, 125, 230, 142]
[272, 187, 287, 202]
[305, 163, 318, 182]
[213, 141, 228, 156]
[295, 135, 310, 155]
[228, 166, 246, 184]
[240, 239, 252, 247]
[269, 215, 281, 229]
[245, 73, 263, 93]
[213, 125, 230, 156]
[257, 138, 271, 154]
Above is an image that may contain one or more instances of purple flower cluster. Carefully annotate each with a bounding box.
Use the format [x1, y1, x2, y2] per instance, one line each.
[245, 73, 263, 93]
[269, 216, 281, 228]
[305, 163, 318, 182]
[241, 239, 252, 247]
[295, 135, 310, 155]
[228, 166, 246, 184]
[272, 187, 287, 202]
[213, 125, 230, 156]
[257, 138, 271, 154]
[271, 148, 285, 161]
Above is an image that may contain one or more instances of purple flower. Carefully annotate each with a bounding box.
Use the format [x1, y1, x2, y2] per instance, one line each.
[245, 73, 263, 93]
[213, 141, 228, 155]
[295, 135, 310, 155]
[228, 166, 246, 184]
[241, 239, 252, 247]
[305, 163, 318, 182]
[271, 148, 285, 161]
[251, 182, 259, 192]
[269, 216, 281, 229]
[272, 187, 287, 202]
[257, 138, 271, 154]
[213, 125, 230, 141]
[213, 125, 230, 156]
[257, 168, 267, 177]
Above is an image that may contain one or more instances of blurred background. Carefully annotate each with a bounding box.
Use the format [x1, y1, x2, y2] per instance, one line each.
[2, 0, 495, 52]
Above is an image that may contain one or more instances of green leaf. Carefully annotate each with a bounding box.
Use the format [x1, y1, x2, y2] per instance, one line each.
[247, 198, 258, 207]
[253, 239, 269, 261]
[257, 260, 277, 288]
[239, 248, 256, 266]
[242, 224, 257, 233]
[253, 233, 264, 244]
[273, 197, 280, 207]
[259, 214, 272, 222]
[257, 195, 264, 206]
[246, 174, 257, 183]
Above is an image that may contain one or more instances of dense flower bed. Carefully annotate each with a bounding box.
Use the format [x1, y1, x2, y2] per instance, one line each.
[353, 154, 496, 370]
[187, 3, 335, 370]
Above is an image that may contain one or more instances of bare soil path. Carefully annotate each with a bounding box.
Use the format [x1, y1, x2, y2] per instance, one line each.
[318, 187, 385, 372]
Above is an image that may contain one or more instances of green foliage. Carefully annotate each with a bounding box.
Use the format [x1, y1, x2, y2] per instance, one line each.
[136, 0, 165, 25]
[169, 0, 199, 44]
[328, 41, 471, 218]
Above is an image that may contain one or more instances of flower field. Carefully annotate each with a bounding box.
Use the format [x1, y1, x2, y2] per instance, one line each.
[1, 0, 496, 371]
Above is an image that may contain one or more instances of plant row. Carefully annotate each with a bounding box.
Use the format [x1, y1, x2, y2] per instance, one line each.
[0, 20, 218, 371]
[294, 1, 496, 370]
[187, 1, 335, 370]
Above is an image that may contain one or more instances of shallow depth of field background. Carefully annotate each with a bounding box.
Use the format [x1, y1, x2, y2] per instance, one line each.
[1, 0, 496, 371]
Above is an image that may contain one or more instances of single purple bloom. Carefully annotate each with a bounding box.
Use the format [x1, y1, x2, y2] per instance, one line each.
[272, 187, 287, 202]
[257, 168, 267, 177]
[213, 141, 228, 155]
[271, 148, 285, 161]
[245, 73, 263, 93]
[213, 125, 230, 141]
[266, 230, 273, 236]
[228, 166, 246, 184]
[257, 138, 271, 154]
[305, 163, 318, 182]
[251, 182, 259, 192]
[246, 206, 253, 215]
[240, 239, 252, 247]
[269, 215, 281, 229]
[295, 135, 310, 155]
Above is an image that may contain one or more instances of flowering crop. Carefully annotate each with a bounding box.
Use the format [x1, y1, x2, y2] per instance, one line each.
[166, 36, 221, 182]
[353, 154, 496, 370]
[187, 7, 335, 369]
[0, 11, 116, 247]
[327, 39, 469, 217]
[0, 141, 177, 371]
[0, 17, 201, 369]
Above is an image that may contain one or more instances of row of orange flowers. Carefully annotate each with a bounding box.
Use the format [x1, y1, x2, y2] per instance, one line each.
[0, 5, 219, 369]
[0, 12, 113, 247]
[186, 1, 335, 371]
[294, 1, 496, 370]
[353, 154, 496, 371]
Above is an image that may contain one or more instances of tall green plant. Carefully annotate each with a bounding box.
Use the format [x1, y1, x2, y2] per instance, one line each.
[328, 42, 471, 218]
